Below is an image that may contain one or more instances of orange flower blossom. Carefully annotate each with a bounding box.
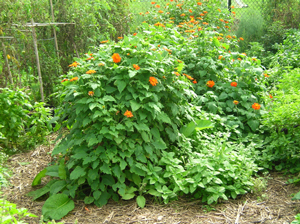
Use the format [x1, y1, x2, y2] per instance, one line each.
[233, 100, 239, 105]
[88, 91, 94, 96]
[149, 77, 158, 86]
[206, 80, 215, 88]
[230, 82, 237, 87]
[112, 53, 121, 63]
[252, 103, 261, 110]
[133, 64, 140, 70]
[124, 110, 133, 118]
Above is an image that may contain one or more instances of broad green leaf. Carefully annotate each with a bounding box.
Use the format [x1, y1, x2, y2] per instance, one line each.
[84, 196, 94, 204]
[195, 120, 214, 131]
[212, 37, 220, 47]
[136, 195, 146, 208]
[247, 120, 260, 132]
[148, 189, 161, 196]
[130, 100, 141, 111]
[129, 70, 138, 78]
[292, 191, 300, 200]
[103, 95, 116, 102]
[141, 131, 150, 142]
[70, 166, 86, 180]
[32, 168, 47, 186]
[152, 138, 167, 150]
[122, 193, 135, 200]
[50, 180, 67, 195]
[96, 190, 111, 207]
[42, 194, 75, 221]
[116, 80, 127, 93]
[27, 179, 57, 200]
[132, 174, 141, 186]
[58, 159, 67, 180]
[88, 169, 98, 181]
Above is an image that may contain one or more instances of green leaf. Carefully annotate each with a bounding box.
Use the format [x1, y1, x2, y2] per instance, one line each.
[27, 179, 57, 200]
[152, 138, 167, 150]
[129, 70, 138, 78]
[103, 95, 116, 102]
[88, 169, 98, 181]
[122, 193, 135, 200]
[50, 180, 67, 195]
[130, 100, 141, 111]
[247, 120, 260, 132]
[84, 196, 94, 204]
[58, 159, 67, 180]
[151, 127, 160, 139]
[212, 37, 220, 47]
[136, 195, 146, 208]
[219, 92, 228, 100]
[116, 80, 127, 93]
[181, 120, 213, 137]
[148, 189, 161, 196]
[96, 190, 111, 206]
[157, 112, 171, 124]
[70, 166, 86, 180]
[132, 174, 141, 186]
[32, 168, 47, 186]
[141, 131, 150, 142]
[292, 191, 300, 200]
[42, 194, 75, 221]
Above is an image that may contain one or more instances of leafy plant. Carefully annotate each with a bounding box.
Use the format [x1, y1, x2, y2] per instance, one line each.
[0, 196, 37, 224]
[0, 88, 52, 152]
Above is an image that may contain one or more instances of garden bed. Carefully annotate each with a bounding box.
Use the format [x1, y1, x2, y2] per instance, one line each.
[2, 134, 299, 224]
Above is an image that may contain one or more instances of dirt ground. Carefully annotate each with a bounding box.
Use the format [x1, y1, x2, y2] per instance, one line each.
[2, 134, 300, 224]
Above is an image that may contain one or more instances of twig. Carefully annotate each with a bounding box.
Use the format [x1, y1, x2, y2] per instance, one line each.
[235, 201, 247, 224]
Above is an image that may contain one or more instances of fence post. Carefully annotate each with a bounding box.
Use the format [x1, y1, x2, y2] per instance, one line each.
[31, 18, 45, 102]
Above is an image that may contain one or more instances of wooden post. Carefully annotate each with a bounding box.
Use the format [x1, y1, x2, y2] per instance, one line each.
[1, 42, 14, 87]
[31, 18, 45, 102]
[49, 0, 59, 58]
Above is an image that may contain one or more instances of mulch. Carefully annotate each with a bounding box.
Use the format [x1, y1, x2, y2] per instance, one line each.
[2, 133, 300, 224]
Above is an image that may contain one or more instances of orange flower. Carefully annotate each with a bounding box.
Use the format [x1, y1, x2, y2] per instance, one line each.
[69, 61, 79, 67]
[88, 91, 94, 96]
[217, 9, 221, 12]
[252, 58, 257, 61]
[264, 74, 270, 78]
[203, 22, 209, 25]
[193, 80, 197, 84]
[200, 13, 205, 16]
[174, 71, 180, 76]
[269, 94, 273, 99]
[70, 77, 78, 82]
[203, 11, 208, 13]
[189, 9, 192, 13]
[230, 82, 237, 87]
[149, 77, 158, 86]
[124, 110, 133, 118]
[155, 4, 160, 8]
[112, 53, 121, 63]
[61, 78, 68, 83]
[206, 80, 215, 88]
[181, 13, 186, 16]
[219, 19, 224, 22]
[151, 1, 156, 4]
[86, 70, 96, 74]
[239, 37, 244, 41]
[118, 37, 123, 39]
[184, 74, 194, 80]
[133, 33, 137, 36]
[197, 2, 202, 5]
[233, 100, 239, 105]
[231, 5, 235, 8]
[158, 10, 163, 13]
[101, 40, 109, 44]
[86, 57, 94, 61]
[237, 58, 242, 61]
[218, 55, 223, 60]
[98, 63, 104, 66]
[252, 103, 261, 110]
[133, 64, 140, 70]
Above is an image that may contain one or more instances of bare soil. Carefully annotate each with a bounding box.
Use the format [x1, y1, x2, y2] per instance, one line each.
[2, 134, 300, 224]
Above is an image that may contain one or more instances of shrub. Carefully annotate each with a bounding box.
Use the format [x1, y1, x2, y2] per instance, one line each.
[0, 88, 52, 152]
[28, 21, 259, 220]
[261, 68, 300, 172]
